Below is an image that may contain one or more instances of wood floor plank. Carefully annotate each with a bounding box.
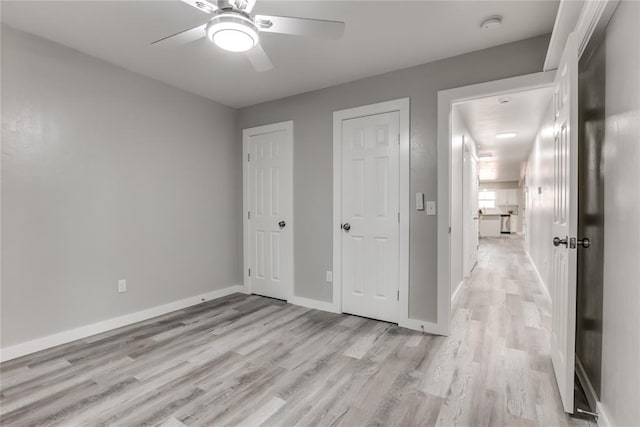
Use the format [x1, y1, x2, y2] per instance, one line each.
[0, 238, 594, 427]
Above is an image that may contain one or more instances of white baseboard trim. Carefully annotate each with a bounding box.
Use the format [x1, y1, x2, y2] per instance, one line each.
[0, 284, 245, 362]
[525, 250, 552, 302]
[288, 296, 340, 313]
[451, 280, 465, 305]
[289, 296, 446, 336]
[399, 318, 447, 336]
[596, 402, 613, 427]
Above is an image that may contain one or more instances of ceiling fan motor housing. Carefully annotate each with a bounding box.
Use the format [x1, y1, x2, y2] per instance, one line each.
[205, 10, 259, 52]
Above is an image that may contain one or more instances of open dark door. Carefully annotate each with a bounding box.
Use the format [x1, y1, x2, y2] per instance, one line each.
[574, 23, 606, 416]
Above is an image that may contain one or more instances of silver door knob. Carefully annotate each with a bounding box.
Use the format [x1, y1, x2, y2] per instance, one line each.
[553, 236, 568, 247]
[342, 223, 351, 232]
[279, 221, 286, 229]
[577, 237, 591, 248]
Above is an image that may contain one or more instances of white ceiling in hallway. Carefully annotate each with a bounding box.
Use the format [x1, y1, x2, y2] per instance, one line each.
[0, 1, 559, 108]
[455, 86, 553, 183]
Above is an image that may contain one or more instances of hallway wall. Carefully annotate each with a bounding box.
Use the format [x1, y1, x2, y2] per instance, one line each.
[451, 107, 477, 298]
[598, 1, 640, 425]
[525, 100, 554, 295]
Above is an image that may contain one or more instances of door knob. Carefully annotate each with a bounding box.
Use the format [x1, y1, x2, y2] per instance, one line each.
[342, 223, 351, 232]
[278, 220, 286, 229]
[553, 236, 568, 247]
[577, 237, 591, 248]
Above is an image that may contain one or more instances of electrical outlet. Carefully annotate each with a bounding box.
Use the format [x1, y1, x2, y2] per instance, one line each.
[326, 271, 333, 283]
[118, 279, 127, 293]
[426, 201, 436, 215]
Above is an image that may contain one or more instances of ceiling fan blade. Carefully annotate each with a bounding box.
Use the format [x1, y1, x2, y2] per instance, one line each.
[151, 23, 207, 47]
[246, 44, 274, 72]
[254, 15, 345, 40]
[180, 0, 218, 14]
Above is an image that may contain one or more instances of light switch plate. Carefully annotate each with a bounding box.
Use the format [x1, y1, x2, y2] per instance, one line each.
[326, 271, 333, 283]
[426, 201, 436, 215]
[118, 279, 127, 293]
[415, 192, 424, 211]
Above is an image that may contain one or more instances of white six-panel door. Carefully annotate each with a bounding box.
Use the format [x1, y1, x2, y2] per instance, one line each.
[243, 122, 293, 301]
[341, 111, 400, 322]
[550, 33, 578, 414]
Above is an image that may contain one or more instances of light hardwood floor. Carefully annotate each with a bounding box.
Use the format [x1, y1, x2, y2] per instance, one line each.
[0, 237, 593, 426]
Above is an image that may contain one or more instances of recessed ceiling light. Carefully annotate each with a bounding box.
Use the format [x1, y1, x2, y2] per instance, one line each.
[496, 132, 517, 139]
[480, 15, 503, 30]
[478, 153, 493, 159]
[498, 96, 511, 104]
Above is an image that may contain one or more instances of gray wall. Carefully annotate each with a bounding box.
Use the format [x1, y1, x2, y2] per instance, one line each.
[237, 35, 550, 322]
[1, 26, 242, 347]
[599, 1, 640, 424]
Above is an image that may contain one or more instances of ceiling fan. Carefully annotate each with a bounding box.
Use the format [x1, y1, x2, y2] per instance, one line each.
[152, 0, 346, 72]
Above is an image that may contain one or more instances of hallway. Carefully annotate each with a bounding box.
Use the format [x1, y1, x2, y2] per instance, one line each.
[454, 236, 591, 426]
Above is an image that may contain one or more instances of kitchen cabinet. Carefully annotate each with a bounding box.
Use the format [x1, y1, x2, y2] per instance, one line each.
[479, 214, 501, 237]
[495, 189, 518, 205]
[511, 214, 520, 233]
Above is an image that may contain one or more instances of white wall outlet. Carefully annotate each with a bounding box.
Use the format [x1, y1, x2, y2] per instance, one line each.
[426, 201, 437, 215]
[326, 271, 333, 283]
[117, 279, 127, 293]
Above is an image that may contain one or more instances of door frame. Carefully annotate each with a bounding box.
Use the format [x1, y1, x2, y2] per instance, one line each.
[437, 71, 556, 335]
[242, 120, 294, 300]
[332, 98, 410, 324]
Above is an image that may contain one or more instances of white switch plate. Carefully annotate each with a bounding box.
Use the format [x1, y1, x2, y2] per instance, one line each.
[415, 192, 424, 211]
[426, 201, 436, 215]
[118, 279, 127, 293]
[326, 271, 333, 283]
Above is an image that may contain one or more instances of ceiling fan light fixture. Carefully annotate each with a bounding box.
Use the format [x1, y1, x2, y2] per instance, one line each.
[206, 13, 259, 52]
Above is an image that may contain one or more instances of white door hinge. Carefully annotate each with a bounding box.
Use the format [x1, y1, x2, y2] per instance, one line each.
[248, 268, 251, 277]
[247, 153, 251, 162]
[397, 290, 400, 300]
[397, 134, 400, 145]
[248, 211, 251, 220]
[398, 212, 400, 223]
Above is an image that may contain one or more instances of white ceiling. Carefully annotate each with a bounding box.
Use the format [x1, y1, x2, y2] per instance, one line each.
[1, 1, 559, 108]
[455, 86, 553, 182]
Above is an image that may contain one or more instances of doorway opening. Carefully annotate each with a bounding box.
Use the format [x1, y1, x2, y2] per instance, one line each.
[452, 85, 554, 302]
[437, 70, 556, 338]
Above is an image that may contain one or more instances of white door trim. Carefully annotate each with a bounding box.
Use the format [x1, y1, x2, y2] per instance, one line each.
[544, 0, 619, 71]
[242, 120, 294, 300]
[332, 98, 410, 325]
[437, 71, 555, 335]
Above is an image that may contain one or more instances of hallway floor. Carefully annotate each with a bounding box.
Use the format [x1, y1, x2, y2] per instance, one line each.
[0, 237, 593, 426]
